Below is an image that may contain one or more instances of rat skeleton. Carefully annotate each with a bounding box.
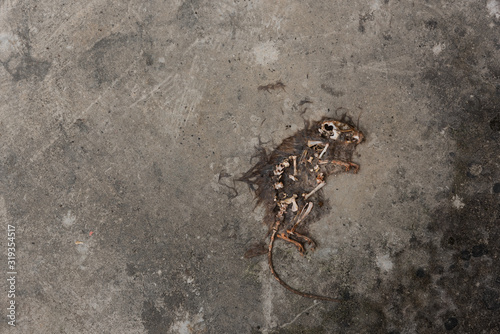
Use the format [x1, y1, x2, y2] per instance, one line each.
[239, 117, 364, 302]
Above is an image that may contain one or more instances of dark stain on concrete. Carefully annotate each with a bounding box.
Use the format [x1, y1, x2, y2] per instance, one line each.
[176, 0, 202, 29]
[416, 15, 500, 333]
[1, 54, 51, 81]
[141, 300, 170, 334]
[358, 12, 374, 34]
[80, 33, 149, 87]
[320, 84, 344, 97]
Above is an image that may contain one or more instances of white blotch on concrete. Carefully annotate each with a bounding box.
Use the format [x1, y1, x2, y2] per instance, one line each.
[76, 243, 89, 255]
[62, 210, 76, 227]
[0, 32, 20, 60]
[260, 261, 277, 332]
[376, 254, 394, 272]
[487, 0, 500, 19]
[468, 164, 483, 177]
[250, 115, 261, 123]
[253, 41, 279, 65]
[371, 0, 381, 11]
[432, 43, 445, 56]
[452, 195, 465, 209]
[169, 309, 206, 334]
[283, 97, 293, 111]
[0, 196, 8, 227]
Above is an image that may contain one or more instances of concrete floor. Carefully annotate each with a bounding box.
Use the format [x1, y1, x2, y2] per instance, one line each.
[0, 0, 499, 333]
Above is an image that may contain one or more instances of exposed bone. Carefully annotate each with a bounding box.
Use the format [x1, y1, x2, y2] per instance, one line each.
[318, 143, 329, 159]
[289, 155, 297, 175]
[289, 202, 314, 233]
[281, 194, 297, 204]
[307, 140, 324, 147]
[319, 121, 340, 140]
[288, 174, 297, 182]
[299, 150, 308, 164]
[297, 201, 313, 223]
[273, 159, 290, 176]
[330, 130, 340, 140]
[274, 182, 284, 189]
[281, 194, 299, 212]
[276, 202, 288, 219]
[303, 182, 326, 200]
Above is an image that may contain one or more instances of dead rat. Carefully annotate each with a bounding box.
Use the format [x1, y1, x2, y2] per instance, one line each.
[239, 117, 364, 302]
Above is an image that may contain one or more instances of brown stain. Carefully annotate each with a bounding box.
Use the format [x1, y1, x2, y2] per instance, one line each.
[320, 84, 344, 97]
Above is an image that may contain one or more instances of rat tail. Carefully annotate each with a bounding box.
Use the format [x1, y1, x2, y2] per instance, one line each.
[267, 221, 343, 303]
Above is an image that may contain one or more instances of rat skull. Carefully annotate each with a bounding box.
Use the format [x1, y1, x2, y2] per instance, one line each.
[318, 120, 364, 144]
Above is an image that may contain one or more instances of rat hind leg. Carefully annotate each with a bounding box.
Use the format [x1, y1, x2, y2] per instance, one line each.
[288, 202, 313, 234]
[287, 202, 316, 250]
[287, 232, 316, 250]
[276, 233, 305, 255]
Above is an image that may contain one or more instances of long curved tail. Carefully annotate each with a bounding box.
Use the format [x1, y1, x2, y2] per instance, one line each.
[268, 221, 343, 303]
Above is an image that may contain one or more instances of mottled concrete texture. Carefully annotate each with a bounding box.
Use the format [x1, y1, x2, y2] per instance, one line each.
[0, 0, 499, 333]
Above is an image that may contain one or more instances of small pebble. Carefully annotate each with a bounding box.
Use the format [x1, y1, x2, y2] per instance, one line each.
[482, 289, 500, 310]
[460, 250, 471, 261]
[472, 244, 488, 257]
[444, 317, 458, 330]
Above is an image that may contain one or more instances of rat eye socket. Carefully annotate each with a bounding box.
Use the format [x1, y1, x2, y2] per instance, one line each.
[324, 124, 334, 131]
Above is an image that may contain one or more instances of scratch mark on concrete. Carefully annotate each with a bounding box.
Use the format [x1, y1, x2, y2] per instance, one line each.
[45, 1, 99, 45]
[129, 74, 175, 108]
[0, 196, 8, 228]
[170, 56, 206, 139]
[0, 0, 20, 13]
[30, 60, 138, 164]
[279, 301, 320, 329]
[260, 260, 276, 333]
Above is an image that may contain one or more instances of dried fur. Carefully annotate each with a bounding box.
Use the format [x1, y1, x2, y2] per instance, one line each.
[239, 117, 361, 234]
[257, 81, 286, 93]
[238, 116, 364, 302]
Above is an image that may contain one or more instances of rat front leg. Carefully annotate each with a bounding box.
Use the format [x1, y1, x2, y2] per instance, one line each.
[287, 232, 317, 251]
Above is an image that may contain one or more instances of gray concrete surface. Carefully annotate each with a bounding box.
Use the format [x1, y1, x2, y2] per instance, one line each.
[0, 0, 499, 333]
